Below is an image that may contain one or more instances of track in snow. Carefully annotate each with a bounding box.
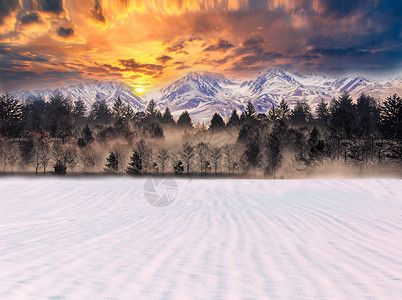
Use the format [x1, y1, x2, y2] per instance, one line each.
[0, 178, 401, 299]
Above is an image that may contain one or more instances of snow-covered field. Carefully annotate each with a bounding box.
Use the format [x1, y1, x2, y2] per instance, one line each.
[0, 178, 401, 299]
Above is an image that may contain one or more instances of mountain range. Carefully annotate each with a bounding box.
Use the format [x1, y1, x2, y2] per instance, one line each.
[12, 69, 402, 122]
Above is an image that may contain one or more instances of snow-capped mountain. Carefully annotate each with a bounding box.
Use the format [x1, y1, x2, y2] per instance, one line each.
[12, 69, 402, 123]
[13, 81, 145, 112]
[144, 72, 245, 122]
[144, 69, 402, 122]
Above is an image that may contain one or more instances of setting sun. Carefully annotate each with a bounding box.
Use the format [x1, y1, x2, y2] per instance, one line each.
[135, 86, 145, 94]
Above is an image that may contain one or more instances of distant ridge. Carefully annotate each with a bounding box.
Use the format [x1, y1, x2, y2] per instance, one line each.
[12, 69, 402, 122]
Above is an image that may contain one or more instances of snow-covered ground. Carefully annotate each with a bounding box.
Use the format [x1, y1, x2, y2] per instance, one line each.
[0, 178, 401, 299]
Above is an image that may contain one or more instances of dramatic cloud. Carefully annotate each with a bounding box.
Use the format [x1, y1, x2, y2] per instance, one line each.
[0, 0, 401, 92]
[156, 55, 173, 64]
[0, 0, 20, 25]
[118, 59, 165, 76]
[91, 0, 106, 23]
[203, 39, 234, 52]
[19, 12, 42, 25]
[38, 0, 64, 14]
[56, 26, 75, 38]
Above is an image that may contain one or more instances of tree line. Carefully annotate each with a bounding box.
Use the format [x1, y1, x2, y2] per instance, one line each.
[0, 91, 401, 177]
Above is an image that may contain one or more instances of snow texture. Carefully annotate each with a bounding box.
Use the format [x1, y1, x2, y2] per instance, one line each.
[0, 178, 401, 299]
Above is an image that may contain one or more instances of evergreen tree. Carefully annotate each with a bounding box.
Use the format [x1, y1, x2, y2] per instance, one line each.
[277, 99, 290, 121]
[0, 93, 23, 137]
[23, 97, 46, 133]
[356, 94, 378, 137]
[265, 132, 282, 179]
[46, 93, 74, 142]
[127, 151, 142, 174]
[227, 109, 240, 127]
[329, 91, 357, 139]
[73, 99, 86, 124]
[162, 107, 175, 124]
[89, 98, 112, 123]
[244, 101, 257, 120]
[379, 94, 402, 139]
[290, 98, 312, 126]
[267, 106, 280, 122]
[177, 111, 192, 128]
[209, 112, 225, 131]
[82, 125, 94, 144]
[244, 136, 261, 174]
[315, 99, 329, 127]
[104, 152, 119, 173]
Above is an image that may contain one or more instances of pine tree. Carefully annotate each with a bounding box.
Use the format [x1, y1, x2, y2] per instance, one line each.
[162, 107, 175, 124]
[127, 151, 142, 174]
[177, 111, 192, 128]
[82, 125, 94, 144]
[73, 99, 86, 124]
[209, 112, 225, 131]
[89, 98, 112, 123]
[104, 152, 119, 173]
[379, 94, 402, 139]
[290, 98, 312, 126]
[315, 99, 329, 127]
[244, 101, 257, 120]
[265, 132, 282, 179]
[0, 93, 23, 137]
[227, 109, 240, 127]
[277, 99, 290, 121]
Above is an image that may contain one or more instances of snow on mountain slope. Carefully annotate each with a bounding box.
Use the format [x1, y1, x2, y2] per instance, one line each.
[13, 81, 145, 112]
[11, 69, 402, 122]
[144, 72, 244, 122]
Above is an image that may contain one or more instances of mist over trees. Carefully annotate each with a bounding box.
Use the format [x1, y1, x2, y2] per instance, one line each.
[0, 91, 401, 177]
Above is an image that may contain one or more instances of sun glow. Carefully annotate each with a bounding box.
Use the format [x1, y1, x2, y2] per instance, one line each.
[135, 86, 145, 94]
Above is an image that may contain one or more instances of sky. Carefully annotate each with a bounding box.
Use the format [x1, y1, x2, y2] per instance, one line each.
[0, 0, 402, 94]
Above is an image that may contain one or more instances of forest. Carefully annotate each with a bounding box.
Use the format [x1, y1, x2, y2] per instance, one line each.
[0, 91, 401, 178]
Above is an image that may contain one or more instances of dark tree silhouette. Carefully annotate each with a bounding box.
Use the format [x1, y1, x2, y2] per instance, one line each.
[174, 160, 184, 175]
[127, 151, 142, 174]
[104, 152, 119, 173]
[162, 107, 175, 124]
[177, 111, 192, 128]
[379, 94, 402, 139]
[209, 112, 225, 131]
[227, 108, 240, 127]
[46, 93, 74, 142]
[290, 99, 312, 126]
[0, 93, 23, 137]
[89, 98, 112, 123]
[315, 99, 329, 128]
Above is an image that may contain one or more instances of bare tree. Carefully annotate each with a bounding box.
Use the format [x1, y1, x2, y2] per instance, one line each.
[156, 148, 169, 174]
[196, 142, 210, 174]
[180, 141, 194, 175]
[63, 147, 78, 173]
[135, 139, 152, 172]
[3, 142, 18, 172]
[38, 140, 51, 174]
[210, 146, 222, 174]
[80, 147, 101, 173]
[223, 144, 234, 174]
